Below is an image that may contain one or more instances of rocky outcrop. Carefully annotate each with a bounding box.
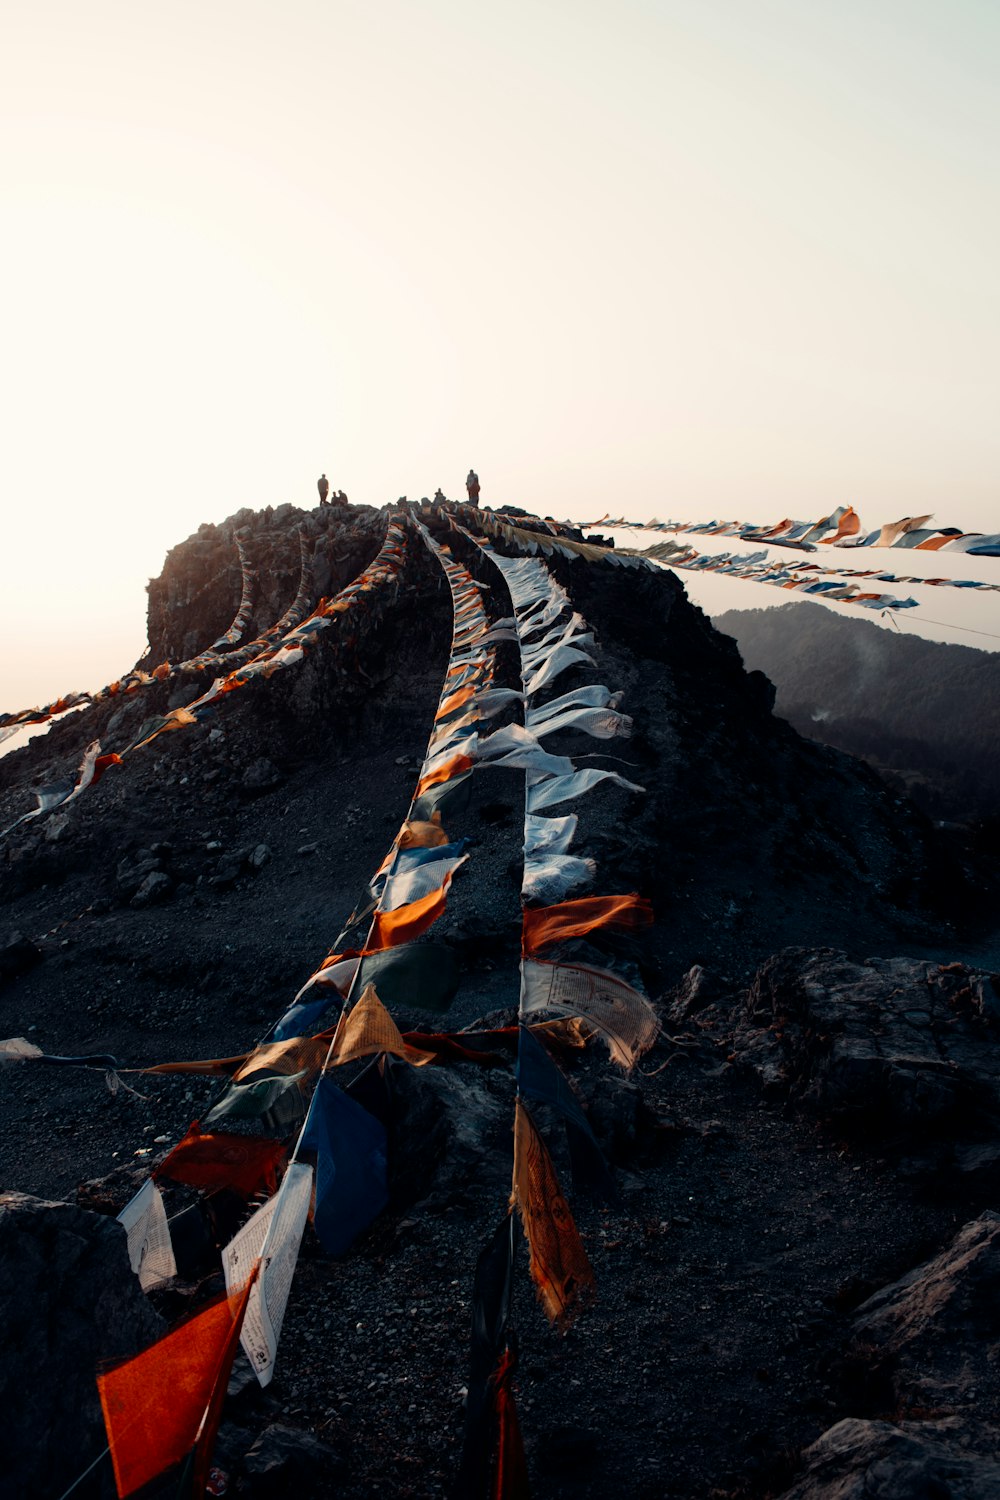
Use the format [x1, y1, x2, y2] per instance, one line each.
[0, 1192, 164, 1497]
[779, 1418, 1000, 1500]
[732, 949, 1000, 1153]
[852, 1213, 1000, 1419]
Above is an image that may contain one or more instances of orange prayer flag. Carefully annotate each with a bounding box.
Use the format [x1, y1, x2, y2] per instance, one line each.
[510, 1100, 594, 1328]
[327, 983, 435, 1067]
[98, 1272, 255, 1498]
[92, 753, 122, 787]
[366, 884, 449, 951]
[154, 1123, 286, 1199]
[819, 505, 861, 544]
[435, 684, 476, 721]
[521, 893, 653, 956]
[916, 533, 966, 550]
[152, 661, 171, 681]
[232, 1030, 335, 1083]
[415, 753, 473, 797]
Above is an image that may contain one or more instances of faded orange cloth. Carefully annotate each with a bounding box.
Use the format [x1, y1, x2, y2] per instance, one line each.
[154, 1123, 286, 1199]
[415, 753, 473, 797]
[367, 882, 451, 950]
[92, 753, 122, 786]
[98, 1271, 255, 1498]
[819, 505, 861, 544]
[917, 533, 967, 550]
[521, 893, 653, 956]
[326, 983, 435, 1067]
[136, 1029, 335, 1079]
[232, 1030, 335, 1083]
[435, 684, 476, 721]
[511, 1100, 594, 1328]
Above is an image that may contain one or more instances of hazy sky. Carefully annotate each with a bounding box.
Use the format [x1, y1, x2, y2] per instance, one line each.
[2, 0, 998, 712]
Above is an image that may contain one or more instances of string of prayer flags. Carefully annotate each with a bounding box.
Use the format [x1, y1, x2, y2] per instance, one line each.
[510, 1099, 595, 1329]
[521, 892, 654, 953]
[584, 506, 1000, 556]
[97, 1270, 255, 1498]
[221, 1161, 313, 1386]
[154, 1123, 286, 1200]
[0, 531, 256, 737]
[300, 1077, 389, 1256]
[208, 531, 255, 648]
[1, 518, 411, 841]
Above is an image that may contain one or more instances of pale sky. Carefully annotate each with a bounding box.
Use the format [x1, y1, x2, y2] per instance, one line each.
[1, 0, 998, 713]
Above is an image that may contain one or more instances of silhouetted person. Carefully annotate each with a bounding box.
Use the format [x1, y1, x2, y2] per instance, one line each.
[335, 489, 348, 506]
[318, 473, 330, 505]
[433, 488, 446, 505]
[466, 469, 480, 507]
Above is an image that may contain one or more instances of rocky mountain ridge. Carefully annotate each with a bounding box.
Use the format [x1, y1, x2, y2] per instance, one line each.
[1, 502, 999, 1499]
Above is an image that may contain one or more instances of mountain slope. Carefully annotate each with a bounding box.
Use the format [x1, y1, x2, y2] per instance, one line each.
[714, 601, 1000, 821]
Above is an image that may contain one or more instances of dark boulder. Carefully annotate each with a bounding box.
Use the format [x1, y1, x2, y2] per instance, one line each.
[0, 1192, 164, 1497]
[778, 1418, 1000, 1499]
[732, 949, 1000, 1144]
[0, 930, 43, 983]
[241, 1422, 346, 1494]
[852, 1213, 1000, 1417]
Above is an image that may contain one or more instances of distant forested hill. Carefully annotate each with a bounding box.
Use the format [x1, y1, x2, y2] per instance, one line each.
[714, 602, 1000, 821]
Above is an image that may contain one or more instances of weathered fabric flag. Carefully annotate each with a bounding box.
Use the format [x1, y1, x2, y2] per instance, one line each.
[510, 1100, 594, 1329]
[97, 1273, 254, 1497]
[155, 1123, 286, 1200]
[521, 893, 653, 954]
[520, 959, 659, 1070]
[301, 1078, 389, 1256]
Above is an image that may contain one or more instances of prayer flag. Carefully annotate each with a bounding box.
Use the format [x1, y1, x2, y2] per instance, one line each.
[511, 1100, 594, 1328]
[98, 1273, 254, 1497]
[327, 983, 436, 1067]
[222, 1162, 313, 1386]
[300, 1078, 388, 1256]
[155, 1123, 286, 1200]
[521, 893, 653, 954]
[520, 959, 659, 1070]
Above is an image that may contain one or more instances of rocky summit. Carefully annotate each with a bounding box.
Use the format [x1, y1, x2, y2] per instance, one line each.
[1, 500, 999, 1500]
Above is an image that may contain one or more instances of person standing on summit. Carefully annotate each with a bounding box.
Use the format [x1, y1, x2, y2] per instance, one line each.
[317, 473, 330, 505]
[466, 469, 480, 508]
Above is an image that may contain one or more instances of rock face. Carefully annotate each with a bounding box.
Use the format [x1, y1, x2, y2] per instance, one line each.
[0, 1192, 164, 1497]
[733, 949, 1000, 1149]
[779, 1418, 1000, 1500]
[775, 1215, 1000, 1497]
[852, 1213, 1000, 1418]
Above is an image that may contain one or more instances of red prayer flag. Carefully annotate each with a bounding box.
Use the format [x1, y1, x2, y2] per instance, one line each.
[98, 1273, 255, 1498]
[154, 1122, 286, 1200]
